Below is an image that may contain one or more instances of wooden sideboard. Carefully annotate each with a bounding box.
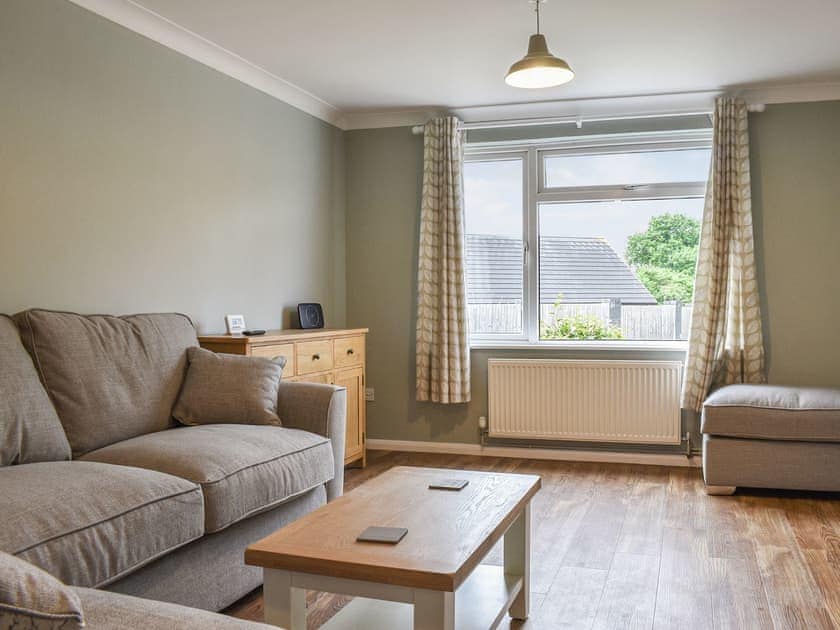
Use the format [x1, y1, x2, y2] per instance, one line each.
[198, 328, 368, 467]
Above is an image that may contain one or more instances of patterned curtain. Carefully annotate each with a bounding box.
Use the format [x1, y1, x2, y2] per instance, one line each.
[415, 117, 471, 403]
[682, 97, 766, 412]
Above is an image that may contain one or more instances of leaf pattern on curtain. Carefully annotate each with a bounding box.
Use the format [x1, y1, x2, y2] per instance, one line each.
[415, 117, 471, 403]
[682, 97, 766, 412]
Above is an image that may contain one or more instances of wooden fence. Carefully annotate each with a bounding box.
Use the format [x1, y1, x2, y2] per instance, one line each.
[468, 301, 692, 340]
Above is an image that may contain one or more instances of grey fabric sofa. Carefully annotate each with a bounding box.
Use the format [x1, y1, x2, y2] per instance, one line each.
[1, 548, 272, 629]
[701, 384, 840, 494]
[76, 587, 274, 629]
[0, 309, 347, 614]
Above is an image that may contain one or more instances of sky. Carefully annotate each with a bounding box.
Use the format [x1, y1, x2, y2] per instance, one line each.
[464, 150, 709, 259]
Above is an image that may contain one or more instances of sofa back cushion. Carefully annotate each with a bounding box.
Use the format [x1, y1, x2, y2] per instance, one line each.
[0, 316, 71, 465]
[15, 310, 198, 456]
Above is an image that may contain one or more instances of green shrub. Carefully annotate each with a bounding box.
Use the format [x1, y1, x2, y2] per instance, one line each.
[541, 312, 623, 340]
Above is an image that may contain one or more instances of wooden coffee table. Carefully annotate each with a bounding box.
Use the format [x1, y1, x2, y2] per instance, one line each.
[246, 466, 541, 629]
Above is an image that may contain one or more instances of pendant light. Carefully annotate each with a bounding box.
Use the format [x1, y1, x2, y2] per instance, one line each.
[505, 0, 574, 89]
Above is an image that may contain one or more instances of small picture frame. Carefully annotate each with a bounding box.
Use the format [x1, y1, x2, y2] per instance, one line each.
[225, 314, 247, 335]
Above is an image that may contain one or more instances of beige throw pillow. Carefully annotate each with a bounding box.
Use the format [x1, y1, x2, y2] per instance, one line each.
[0, 551, 84, 629]
[173, 347, 285, 426]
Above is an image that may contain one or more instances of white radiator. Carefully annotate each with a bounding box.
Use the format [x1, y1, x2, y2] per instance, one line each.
[487, 359, 683, 445]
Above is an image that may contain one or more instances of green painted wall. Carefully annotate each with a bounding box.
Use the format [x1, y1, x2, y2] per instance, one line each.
[750, 101, 840, 387]
[346, 103, 840, 445]
[0, 0, 346, 333]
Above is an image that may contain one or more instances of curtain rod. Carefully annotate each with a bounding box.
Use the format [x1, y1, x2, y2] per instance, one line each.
[410, 104, 766, 135]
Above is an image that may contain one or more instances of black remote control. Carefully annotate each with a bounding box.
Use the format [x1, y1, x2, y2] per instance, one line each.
[241, 330, 266, 336]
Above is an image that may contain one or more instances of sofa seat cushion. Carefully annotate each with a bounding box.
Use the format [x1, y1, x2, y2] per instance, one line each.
[75, 587, 274, 629]
[0, 461, 204, 588]
[0, 315, 71, 465]
[81, 425, 335, 534]
[702, 384, 840, 441]
[14, 310, 198, 457]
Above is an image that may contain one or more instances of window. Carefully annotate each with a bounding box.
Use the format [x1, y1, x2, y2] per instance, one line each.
[463, 156, 526, 335]
[463, 131, 711, 345]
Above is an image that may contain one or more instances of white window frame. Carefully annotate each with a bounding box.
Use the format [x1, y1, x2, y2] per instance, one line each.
[462, 150, 531, 343]
[464, 129, 713, 349]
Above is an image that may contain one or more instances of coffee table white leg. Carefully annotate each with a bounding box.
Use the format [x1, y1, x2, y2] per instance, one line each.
[413, 588, 454, 630]
[263, 569, 306, 629]
[504, 503, 531, 620]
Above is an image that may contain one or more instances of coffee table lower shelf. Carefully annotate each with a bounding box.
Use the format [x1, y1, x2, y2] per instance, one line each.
[319, 565, 522, 630]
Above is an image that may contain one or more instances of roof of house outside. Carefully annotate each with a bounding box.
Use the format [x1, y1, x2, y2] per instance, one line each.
[465, 234, 657, 305]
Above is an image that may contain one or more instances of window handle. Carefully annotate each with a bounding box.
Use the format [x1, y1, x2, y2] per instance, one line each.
[523, 240, 530, 267]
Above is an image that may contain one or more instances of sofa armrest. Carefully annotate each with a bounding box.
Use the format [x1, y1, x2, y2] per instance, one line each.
[277, 381, 346, 501]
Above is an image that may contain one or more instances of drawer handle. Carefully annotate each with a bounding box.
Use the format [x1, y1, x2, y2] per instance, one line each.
[346, 348, 354, 355]
[312, 354, 320, 361]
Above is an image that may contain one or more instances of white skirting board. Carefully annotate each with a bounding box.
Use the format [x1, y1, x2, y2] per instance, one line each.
[365, 439, 701, 468]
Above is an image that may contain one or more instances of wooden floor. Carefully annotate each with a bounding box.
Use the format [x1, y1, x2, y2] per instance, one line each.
[226, 450, 840, 630]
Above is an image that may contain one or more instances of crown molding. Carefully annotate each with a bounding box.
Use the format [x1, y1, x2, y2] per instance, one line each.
[345, 82, 840, 130]
[344, 90, 724, 130]
[67, 0, 346, 128]
[342, 109, 446, 131]
[734, 81, 840, 107]
[60, 1, 840, 133]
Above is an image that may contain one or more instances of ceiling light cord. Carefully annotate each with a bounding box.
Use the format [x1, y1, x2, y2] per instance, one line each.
[535, 1, 540, 34]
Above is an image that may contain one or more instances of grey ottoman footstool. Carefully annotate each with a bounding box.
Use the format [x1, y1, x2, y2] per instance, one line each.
[701, 384, 840, 494]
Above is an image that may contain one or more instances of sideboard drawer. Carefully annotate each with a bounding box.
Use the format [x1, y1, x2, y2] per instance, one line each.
[334, 335, 365, 369]
[251, 343, 295, 374]
[296, 340, 334, 375]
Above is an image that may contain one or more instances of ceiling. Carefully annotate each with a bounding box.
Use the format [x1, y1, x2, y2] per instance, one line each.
[85, 0, 840, 124]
